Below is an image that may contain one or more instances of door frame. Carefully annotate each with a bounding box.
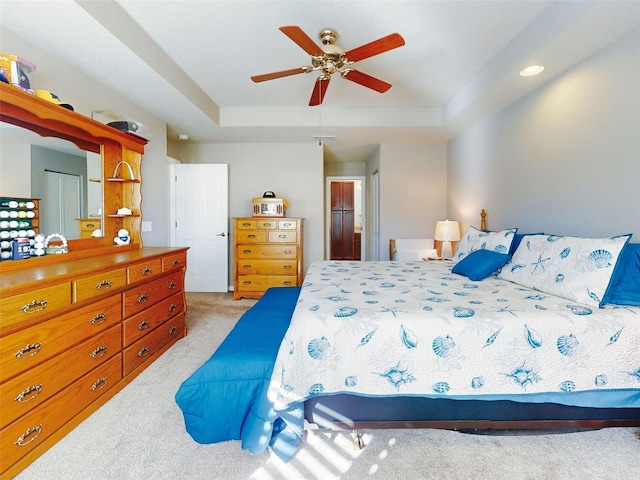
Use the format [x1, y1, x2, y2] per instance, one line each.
[325, 176, 365, 260]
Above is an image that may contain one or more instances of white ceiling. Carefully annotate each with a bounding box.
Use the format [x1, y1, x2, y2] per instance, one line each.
[2, 1, 639, 162]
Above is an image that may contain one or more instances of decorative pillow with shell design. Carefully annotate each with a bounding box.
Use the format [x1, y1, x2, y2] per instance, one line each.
[453, 226, 517, 264]
[497, 233, 632, 307]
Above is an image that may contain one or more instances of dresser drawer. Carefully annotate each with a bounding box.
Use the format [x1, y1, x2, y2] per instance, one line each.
[78, 219, 100, 232]
[1, 296, 121, 381]
[0, 324, 121, 429]
[123, 313, 185, 376]
[236, 219, 258, 230]
[277, 219, 298, 230]
[236, 259, 298, 275]
[236, 244, 297, 259]
[256, 219, 278, 229]
[123, 270, 184, 318]
[128, 258, 163, 284]
[122, 292, 184, 347]
[0, 353, 122, 475]
[236, 275, 297, 291]
[0, 283, 71, 331]
[74, 269, 127, 303]
[236, 230, 267, 243]
[162, 252, 187, 272]
[268, 231, 297, 243]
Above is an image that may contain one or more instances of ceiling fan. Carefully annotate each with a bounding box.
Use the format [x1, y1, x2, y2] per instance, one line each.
[251, 26, 405, 106]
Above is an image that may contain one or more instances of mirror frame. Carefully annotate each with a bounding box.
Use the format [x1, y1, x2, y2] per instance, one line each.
[0, 83, 147, 271]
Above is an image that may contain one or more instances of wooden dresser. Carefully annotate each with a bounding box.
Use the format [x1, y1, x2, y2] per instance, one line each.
[233, 217, 303, 300]
[0, 247, 188, 478]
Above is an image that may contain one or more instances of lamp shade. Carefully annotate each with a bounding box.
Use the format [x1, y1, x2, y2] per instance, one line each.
[434, 220, 460, 242]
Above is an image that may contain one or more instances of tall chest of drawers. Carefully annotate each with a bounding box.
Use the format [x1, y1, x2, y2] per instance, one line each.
[0, 247, 188, 479]
[233, 217, 303, 300]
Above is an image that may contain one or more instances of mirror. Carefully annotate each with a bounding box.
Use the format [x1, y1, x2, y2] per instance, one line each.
[0, 123, 103, 240]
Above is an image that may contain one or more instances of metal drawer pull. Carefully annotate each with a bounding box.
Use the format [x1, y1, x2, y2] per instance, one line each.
[15, 384, 43, 403]
[138, 320, 150, 330]
[90, 345, 108, 358]
[15, 424, 42, 447]
[169, 326, 178, 335]
[242, 222, 251, 227]
[96, 280, 113, 289]
[264, 222, 273, 227]
[90, 313, 107, 325]
[284, 249, 292, 254]
[168, 281, 177, 289]
[278, 234, 286, 238]
[168, 304, 177, 312]
[243, 249, 252, 254]
[284, 265, 292, 269]
[20, 299, 47, 314]
[243, 264, 251, 269]
[284, 281, 292, 285]
[140, 267, 153, 275]
[283, 223, 292, 227]
[90, 377, 108, 392]
[137, 294, 149, 303]
[243, 281, 252, 285]
[248, 234, 256, 238]
[137, 346, 150, 357]
[15, 343, 42, 359]
[171, 259, 180, 266]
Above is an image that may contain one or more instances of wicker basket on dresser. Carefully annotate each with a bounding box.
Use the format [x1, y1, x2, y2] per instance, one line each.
[233, 217, 303, 300]
[0, 247, 188, 478]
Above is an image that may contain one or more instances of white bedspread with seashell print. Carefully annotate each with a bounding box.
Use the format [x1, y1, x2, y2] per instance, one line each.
[266, 260, 640, 412]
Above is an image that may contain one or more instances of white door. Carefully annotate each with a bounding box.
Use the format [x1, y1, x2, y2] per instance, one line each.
[170, 164, 228, 292]
[43, 170, 81, 239]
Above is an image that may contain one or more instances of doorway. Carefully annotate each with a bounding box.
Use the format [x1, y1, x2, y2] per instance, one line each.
[42, 170, 82, 239]
[169, 163, 229, 292]
[326, 176, 365, 260]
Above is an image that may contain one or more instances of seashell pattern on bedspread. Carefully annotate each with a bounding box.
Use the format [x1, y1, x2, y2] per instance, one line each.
[266, 260, 640, 412]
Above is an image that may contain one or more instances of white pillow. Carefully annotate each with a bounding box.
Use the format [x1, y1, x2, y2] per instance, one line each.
[453, 226, 517, 264]
[497, 234, 631, 307]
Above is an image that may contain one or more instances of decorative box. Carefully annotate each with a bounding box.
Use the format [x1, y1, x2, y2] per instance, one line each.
[0, 54, 36, 94]
[252, 198, 285, 217]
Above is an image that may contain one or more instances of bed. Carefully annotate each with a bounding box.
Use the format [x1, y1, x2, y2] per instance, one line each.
[176, 214, 640, 462]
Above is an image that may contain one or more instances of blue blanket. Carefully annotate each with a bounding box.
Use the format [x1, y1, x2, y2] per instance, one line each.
[175, 287, 300, 452]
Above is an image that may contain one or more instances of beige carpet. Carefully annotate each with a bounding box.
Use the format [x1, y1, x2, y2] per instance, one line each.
[15, 292, 640, 480]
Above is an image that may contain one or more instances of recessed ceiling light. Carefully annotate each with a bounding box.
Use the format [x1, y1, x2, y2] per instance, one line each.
[178, 134, 189, 141]
[520, 65, 545, 77]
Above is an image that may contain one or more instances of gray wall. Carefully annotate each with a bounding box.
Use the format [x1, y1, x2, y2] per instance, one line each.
[179, 142, 324, 280]
[448, 28, 640, 239]
[378, 143, 448, 260]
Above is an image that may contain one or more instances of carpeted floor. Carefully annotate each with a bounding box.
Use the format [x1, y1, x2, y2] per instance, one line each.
[14, 292, 640, 480]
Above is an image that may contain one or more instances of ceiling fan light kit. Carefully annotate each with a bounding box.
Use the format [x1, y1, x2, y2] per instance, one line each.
[251, 26, 405, 106]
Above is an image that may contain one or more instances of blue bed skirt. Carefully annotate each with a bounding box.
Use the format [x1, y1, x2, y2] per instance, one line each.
[175, 287, 301, 456]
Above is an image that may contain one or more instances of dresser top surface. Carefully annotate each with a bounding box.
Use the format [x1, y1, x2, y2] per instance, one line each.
[0, 247, 188, 294]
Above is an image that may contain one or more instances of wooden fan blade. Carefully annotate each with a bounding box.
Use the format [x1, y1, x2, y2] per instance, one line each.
[309, 76, 330, 106]
[342, 69, 392, 93]
[279, 26, 324, 56]
[251, 67, 308, 83]
[344, 33, 405, 63]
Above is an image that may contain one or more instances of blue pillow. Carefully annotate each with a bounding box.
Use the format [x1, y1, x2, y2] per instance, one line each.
[601, 243, 640, 306]
[452, 249, 511, 281]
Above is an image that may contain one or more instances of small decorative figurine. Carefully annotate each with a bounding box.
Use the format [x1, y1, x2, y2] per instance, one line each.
[114, 228, 130, 245]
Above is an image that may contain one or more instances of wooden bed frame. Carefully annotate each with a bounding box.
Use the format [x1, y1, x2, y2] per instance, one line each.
[307, 209, 640, 437]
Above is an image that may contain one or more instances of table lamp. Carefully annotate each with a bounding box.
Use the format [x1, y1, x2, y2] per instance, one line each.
[435, 220, 460, 260]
